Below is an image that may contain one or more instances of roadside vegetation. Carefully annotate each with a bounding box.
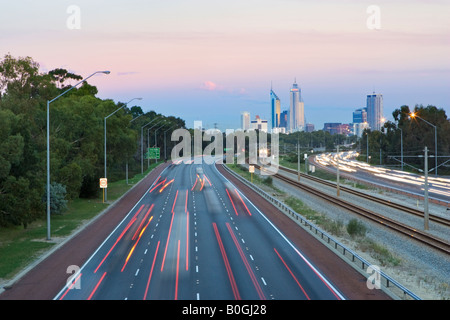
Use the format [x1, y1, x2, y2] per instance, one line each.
[0, 54, 185, 230]
[0, 163, 159, 281]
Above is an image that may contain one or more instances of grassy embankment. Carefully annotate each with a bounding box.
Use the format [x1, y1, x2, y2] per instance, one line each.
[0, 163, 160, 281]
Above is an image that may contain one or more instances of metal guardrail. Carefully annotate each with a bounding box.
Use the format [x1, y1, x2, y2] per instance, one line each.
[222, 164, 421, 300]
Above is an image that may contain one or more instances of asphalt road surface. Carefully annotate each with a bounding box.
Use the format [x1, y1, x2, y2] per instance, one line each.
[54, 160, 346, 300]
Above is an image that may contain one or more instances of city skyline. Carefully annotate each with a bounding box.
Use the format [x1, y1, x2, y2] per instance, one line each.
[1, 1, 449, 131]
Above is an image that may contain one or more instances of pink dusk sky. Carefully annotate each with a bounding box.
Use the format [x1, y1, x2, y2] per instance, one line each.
[1, 0, 449, 130]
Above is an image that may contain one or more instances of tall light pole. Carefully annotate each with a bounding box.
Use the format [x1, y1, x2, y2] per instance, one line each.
[154, 123, 167, 164]
[104, 98, 142, 202]
[399, 127, 403, 171]
[146, 120, 165, 167]
[141, 117, 162, 174]
[410, 112, 438, 176]
[46, 70, 110, 240]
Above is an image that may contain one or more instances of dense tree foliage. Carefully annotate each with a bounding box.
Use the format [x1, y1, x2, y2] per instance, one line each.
[0, 54, 185, 228]
[360, 105, 450, 174]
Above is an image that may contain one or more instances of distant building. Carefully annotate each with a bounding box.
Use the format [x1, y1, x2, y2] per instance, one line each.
[366, 93, 383, 131]
[323, 123, 351, 135]
[289, 79, 304, 132]
[305, 123, 315, 132]
[270, 87, 281, 129]
[353, 108, 367, 124]
[250, 115, 268, 132]
[279, 110, 288, 129]
[241, 111, 250, 130]
[353, 122, 369, 138]
[272, 127, 286, 134]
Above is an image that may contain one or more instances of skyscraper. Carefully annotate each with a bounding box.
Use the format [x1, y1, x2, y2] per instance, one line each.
[366, 93, 383, 131]
[270, 86, 281, 128]
[241, 111, 250, 130]
[353, 108, 367, 124]
[289, 79, 304, 132]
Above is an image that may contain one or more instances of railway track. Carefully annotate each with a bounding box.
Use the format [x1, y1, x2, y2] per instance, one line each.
[254, 164, 450, 255]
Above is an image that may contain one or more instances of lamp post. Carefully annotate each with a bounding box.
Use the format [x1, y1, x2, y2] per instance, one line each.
[104, 97, 142, 201]
[154, 123, 167, 164]
[141, 117, 162, 174]
[399, 127, 403, 171]
[146, 120, 165, 167]
[410, 112, 438, 176]
[46, 70, 110, 240]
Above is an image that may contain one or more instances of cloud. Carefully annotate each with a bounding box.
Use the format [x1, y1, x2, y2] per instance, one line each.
[117, 71, 140, 76]
[200, 80, 221, 91]
[199, 81, 247, 97]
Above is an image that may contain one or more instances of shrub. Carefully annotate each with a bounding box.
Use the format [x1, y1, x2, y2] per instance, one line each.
[347, 218, 366, 238]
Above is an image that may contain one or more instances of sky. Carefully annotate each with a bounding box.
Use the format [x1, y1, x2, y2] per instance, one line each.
[1, 0, 449, 131]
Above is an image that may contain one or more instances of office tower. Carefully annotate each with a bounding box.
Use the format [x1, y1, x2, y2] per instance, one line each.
[270, 86, 281, 128]
[250, 115, 268, 132]
[241, 111, 250, 130]
[289, 79, 305, 132]
[366, 93, 383, 131]
[353, 108, 367, 124]
[279, 110, 288, 128]
[305, 123, 315, 132]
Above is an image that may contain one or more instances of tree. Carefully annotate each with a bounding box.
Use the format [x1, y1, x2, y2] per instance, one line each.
[48, 68, 83, 89]
[42, 182, 68, 215]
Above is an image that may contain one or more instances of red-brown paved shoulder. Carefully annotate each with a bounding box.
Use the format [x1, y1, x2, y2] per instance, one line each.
[216, 164, 391, 300]
[0, 163, 169, 300]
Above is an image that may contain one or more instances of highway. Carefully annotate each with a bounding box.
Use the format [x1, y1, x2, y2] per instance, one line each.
[313, 152, 450, 205]
[54, 159, 345, 300]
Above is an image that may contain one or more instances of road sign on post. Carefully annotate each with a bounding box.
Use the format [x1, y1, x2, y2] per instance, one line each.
[100, 178, 107, 203]
[249, 165, 254, 183]
[145, 147, 160, 160]
[100, 178, 107, 188]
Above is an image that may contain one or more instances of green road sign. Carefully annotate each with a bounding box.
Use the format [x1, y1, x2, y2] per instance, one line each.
[145, 147, 160, 159]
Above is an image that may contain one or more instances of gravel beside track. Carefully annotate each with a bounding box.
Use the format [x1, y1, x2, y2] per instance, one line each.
[271, 167, 450, 300]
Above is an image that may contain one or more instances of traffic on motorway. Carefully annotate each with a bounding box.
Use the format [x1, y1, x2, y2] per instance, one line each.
[314, 151, 450, 204]
[54, 159, 345, 300]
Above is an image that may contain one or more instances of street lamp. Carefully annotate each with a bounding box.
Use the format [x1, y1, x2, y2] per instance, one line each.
[46, 70, 110, 240]
[104, 97, 142, 202]
[410, 112, 438, 176]
[141, 117, 162, 174]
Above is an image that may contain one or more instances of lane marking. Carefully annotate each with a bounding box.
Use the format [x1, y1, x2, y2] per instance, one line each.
[274, 248, 310, 300]
[226, 222, 266, 300]
[143, 241, 160, 300]
[213, 223, 241, 300]
[87, 272, 107, 300]
[213, 163, 346, 300]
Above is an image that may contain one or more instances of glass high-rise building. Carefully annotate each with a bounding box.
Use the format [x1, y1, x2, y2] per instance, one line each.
[353, 108, 367, 124]
[270, 87, 281, 129]
[241, 111, 250, 130]
[289, 79, 304, 132]
[366, 93, 383, 131]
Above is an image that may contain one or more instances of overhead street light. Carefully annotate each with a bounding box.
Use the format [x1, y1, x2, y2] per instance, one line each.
[141, 117, 162, 174]
[410, 112, 438, 176]
[47, 70, 110, 240]
[104, 97, 142, 202]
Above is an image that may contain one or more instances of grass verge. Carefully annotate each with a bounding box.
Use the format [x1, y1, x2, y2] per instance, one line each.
[0, 163, 160, 281]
